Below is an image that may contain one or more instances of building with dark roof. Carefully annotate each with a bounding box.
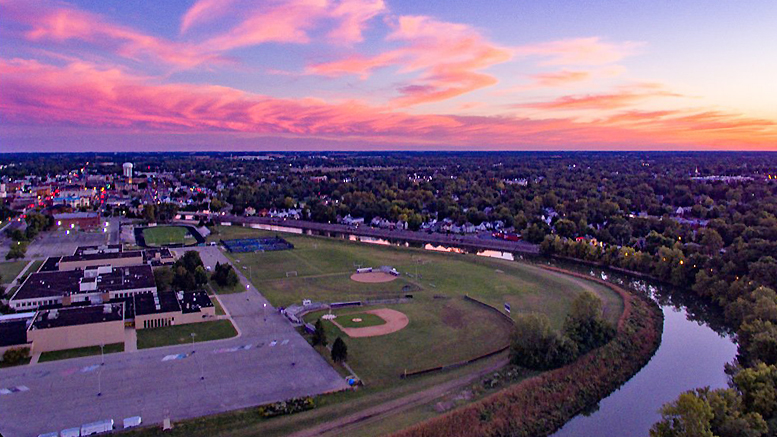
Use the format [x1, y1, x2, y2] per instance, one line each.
[9, 265, 156, 311]
[27, 303, 125, 353]
[133, 291, 215, 329]
[53, 212, 100, 230]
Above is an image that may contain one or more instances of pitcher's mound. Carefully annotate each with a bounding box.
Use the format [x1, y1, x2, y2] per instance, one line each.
[350, 272, 398, 283]
[333, 309, 409, 338]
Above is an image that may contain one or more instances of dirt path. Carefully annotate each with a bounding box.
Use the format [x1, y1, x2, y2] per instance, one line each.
[288, 357, 509, 437]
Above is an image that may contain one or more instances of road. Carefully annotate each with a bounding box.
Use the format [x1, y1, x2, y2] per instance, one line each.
[0, 246, 347, 437]
[211, 215, 540, 255]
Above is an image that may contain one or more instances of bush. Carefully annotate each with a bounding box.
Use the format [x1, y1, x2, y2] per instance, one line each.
[2, 347, 30, 366]
[256, 397, 315, 417]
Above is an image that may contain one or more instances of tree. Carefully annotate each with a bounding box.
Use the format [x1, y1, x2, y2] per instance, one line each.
[564, 291, 616, 354]
[2, 347, 30, 366]
[6, 242, 26, 260]
[331, 337, 347, 362]
[194, 265, 209, 286]
[153, 267, 174, 292]
[510, 313, 578, 370]
[650, 391, 715, 437]
[312, 319, 328, 347]
[143, 204, 156, 223]
[179, 250, 204, 273]
[172, 266, 196, 291]
[211, 262, 240, 288]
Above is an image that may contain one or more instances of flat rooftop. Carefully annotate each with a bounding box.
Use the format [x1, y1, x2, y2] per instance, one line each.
[53, 212, 99, 219]
[12, 265, 155, 301]
[73, 244, 123, 256]
[180, 291, 213, 314]
[134, 292, 181, 316]
[31, 303, 124, 330]
[0, 320, 29, 347]
[60, 250, 143, 264]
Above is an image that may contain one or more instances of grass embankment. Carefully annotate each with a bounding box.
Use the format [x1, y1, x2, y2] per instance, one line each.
[142, 226, 191, 247]
[136, 320, 237, 349]
[39, 343, 124, 362]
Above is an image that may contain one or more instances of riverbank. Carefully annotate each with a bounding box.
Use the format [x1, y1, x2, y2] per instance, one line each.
[391, 266, 663, 437]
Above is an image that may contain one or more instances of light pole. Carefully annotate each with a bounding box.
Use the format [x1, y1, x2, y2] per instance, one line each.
[263, 303, 267, 322]
[100, 343, 105, 366]
[190, 332, 196, 354]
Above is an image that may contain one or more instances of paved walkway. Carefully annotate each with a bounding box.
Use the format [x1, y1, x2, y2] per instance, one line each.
[124, 327, 138, 353]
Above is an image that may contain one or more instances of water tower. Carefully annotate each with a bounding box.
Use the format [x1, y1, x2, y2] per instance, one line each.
[123, 162, 133, 179]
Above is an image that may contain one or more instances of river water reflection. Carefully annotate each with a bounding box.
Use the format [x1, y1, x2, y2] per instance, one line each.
[237, 223, 737, 436]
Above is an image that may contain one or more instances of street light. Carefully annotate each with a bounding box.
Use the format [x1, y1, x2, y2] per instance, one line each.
[190, 332, 196, 353]
[263, 303, 267, 322]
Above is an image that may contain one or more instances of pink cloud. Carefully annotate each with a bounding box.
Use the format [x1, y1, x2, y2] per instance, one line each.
[3, 57, 775, 149]
[180, 0, 237, 34]
[513, 37, 642, 66]
[198, 0, 386, 51]
[530, 70, 591, 87]
[2, 0, 223, 68]
[520, 85, 684, 111]
[309, 15, 512, 106]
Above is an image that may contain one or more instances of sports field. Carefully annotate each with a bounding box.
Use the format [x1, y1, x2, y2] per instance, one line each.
[211, 225, 624, 389]
[142, 226, 192, 247]
[335, 312, 387, 328]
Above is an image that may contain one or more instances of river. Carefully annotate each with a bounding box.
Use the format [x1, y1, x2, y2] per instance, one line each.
[238, 223, 738, 436]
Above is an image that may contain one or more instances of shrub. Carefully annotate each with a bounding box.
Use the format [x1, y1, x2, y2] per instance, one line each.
[256, 397, 315, 417]
[2, 347, 30, 366]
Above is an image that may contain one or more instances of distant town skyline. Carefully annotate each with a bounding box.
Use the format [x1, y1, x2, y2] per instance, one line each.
[1, 0, 776, 151]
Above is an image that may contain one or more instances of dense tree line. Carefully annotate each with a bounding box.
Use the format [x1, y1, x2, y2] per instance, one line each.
[5, 152, 777, 435]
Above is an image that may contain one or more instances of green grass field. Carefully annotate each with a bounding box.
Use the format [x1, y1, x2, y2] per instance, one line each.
[304, 300, 511, 387]
[136, 320, 237, 349]
[142, 226, 192, 247]
[211, 225, 624, 387]
[334, 312, 387, 328]
[214, 226, 623, 329]
[0, 260, 28, 284]
[39, 343, 124, 362]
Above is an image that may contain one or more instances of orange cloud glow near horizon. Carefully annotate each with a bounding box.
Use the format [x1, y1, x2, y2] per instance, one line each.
[0, 0, 775, 151]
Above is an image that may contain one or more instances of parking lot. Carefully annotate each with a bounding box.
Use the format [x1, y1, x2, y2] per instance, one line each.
[0, 247, 347, 437]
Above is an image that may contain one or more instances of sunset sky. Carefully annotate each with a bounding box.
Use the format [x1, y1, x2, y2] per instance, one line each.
[1, 0, 776, 151]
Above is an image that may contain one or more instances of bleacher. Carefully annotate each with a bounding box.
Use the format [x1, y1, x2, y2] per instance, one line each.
[220, 237, 294, 253]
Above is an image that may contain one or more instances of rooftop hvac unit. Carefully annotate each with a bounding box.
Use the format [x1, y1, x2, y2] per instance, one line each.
[103, 304, 112, 314]
[49, 309, 58, 319]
